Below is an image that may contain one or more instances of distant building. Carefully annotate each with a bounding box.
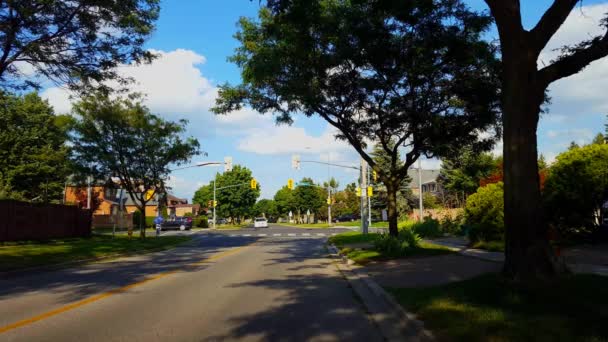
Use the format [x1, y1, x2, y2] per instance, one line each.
[407, 169, 441, 196]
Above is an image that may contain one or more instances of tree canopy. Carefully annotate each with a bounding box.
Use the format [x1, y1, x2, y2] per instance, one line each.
[0, 92, 71, 202]
[543, 143, 608, 234]
[69, 94, 200, 237]
[212, 165, 261, 222]
[0, 0, 159, 92]
[214, 0, 501, 235]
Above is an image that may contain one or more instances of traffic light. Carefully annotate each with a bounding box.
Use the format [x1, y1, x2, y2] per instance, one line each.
[373, 170, 378, 182]
[327, 197, 331, 205]
[367, 186, 373, 197]
[287, 178, 294, 190]
[356, 187, 362, 197]
[292, 154, 301, 170]
[224, 156, 233, 172]
[250, 178, 257, 189]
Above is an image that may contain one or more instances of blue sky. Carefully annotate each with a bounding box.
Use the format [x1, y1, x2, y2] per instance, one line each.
[42, 0, 608, 201]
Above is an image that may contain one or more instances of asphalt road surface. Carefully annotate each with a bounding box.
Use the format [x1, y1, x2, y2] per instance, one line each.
[0, 225, 383, 341]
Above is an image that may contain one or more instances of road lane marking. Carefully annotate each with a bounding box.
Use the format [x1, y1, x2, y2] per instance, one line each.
[316, 233, 326, 236]
[302, 233, 310, 236]
[0, 243, 254, 335]
[273, 233, 281, 236]
[243, 234, 251, 237]
[258, 234, 267, 236]
[287, 233, 296, 236]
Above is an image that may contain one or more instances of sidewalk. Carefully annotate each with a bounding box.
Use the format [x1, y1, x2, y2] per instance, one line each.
[426, 237, 608, 276]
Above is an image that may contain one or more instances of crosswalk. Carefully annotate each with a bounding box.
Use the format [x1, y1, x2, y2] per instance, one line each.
[202, 232, 339, 238]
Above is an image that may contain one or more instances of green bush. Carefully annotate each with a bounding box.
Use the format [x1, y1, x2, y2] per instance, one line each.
[374, 229, 421, 257]
[464, 182, 504, 242]
[193, 215, 209, 228]
[411, 217, 442, 238]
[183, 212, 193, 217]
[439, 215, 463, 235]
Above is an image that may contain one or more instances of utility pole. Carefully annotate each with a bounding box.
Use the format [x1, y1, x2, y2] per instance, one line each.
[367, 167, 371, 226]
[213, 173, 217, 230]
[418, 159, 424, 221]
[327, 153, 331, 226]
[86, 175, 92, 210]
[361, 159, 369, 234]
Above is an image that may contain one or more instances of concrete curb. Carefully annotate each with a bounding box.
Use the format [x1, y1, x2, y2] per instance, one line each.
[328, 244, 435, 342]
[0, 233, 200, 279]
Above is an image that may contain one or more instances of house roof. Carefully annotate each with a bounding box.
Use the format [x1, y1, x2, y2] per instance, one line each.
[170, 203, 200, 209]
[167, 194, 188, 203]
[407, 169, 441, 188]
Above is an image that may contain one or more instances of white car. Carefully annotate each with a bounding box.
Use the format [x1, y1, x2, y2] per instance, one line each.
[254, 217, 269, 228]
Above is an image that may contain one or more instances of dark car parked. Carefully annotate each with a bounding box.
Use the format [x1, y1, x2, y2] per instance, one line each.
[160, 216, 193, 231]
[333, 214, 359, 222]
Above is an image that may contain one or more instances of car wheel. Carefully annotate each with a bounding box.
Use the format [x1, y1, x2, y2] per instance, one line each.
[180, 225, 186, 231]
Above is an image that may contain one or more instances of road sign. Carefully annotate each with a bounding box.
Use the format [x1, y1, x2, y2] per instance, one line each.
[250, 178, 257, 189]
[224, 156, 233, 172]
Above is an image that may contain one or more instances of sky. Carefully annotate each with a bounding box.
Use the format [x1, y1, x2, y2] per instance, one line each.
[42, 0, 608, 201]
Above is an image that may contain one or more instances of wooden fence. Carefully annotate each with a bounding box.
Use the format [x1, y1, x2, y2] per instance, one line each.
[0, 200, 91, 242]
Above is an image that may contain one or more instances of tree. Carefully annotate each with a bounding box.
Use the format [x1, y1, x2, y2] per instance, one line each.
[0, 92, 71, 202]
[213, 165, 260, 223]
[293, 178, 324, 223]
[274, 186, 296, 217]
[483, 0, 608, 279]
[0, 0, 159, 92]
[543, 143, 608, 235]
[192, 183, 214, 214]
[253, 199, 278, 218]
[70, 94, 200, 237]
[591, 133, 606, 145]
[439, 150, 498, 199]
[214, 1, 501, 236]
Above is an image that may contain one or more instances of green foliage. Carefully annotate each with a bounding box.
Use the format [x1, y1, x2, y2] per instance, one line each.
[193, 215, 208, 228]
[274, 186, 296, 216]
[70, 93, 200, 237]
[204, 165, 261, 221]
[440, 214, 464, 236]
[293, 178, 324, 215]
[422, 193, 441, 209]
[182, 212, 193, 218]
[439, 150, 498, 199]
[253, 199, 278, 217]
[411, 217, 443, 238]
[464, 182, 504, 242]
[543, 143, 608, 235]
[214, 0, 501, 233]
[192, 183, 213, 209]
[0, 1, 159, 92]
[0, 92, 71, 202]
[591, 133, 606, 145]
[374, 229, 421, 258]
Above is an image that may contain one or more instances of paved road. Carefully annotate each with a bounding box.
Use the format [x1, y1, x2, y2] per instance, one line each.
[0, 225, 382, 341]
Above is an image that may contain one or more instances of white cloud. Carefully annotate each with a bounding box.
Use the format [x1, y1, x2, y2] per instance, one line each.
[237, 124, 354, 155]
[40, 48, 269, 134]
[165, 175, 205, 202]
[539, 3, 608, 114]
[546, 128, 594, 142]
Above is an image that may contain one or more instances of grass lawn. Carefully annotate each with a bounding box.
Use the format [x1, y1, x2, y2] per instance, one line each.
[387, 273, 608, 341]
[471, 240, 505, 252]
[338, 220, 392, 228]
[213, 224, 250, 230]
[0, 234, 191, 272]
[329, 232, 454, 264]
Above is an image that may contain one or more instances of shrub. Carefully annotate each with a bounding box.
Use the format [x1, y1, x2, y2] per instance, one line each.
[411, 217, 442, 238]
[464, 182, 504, 242]
[193, 215, 209, 228]
[183, 212, 193, 217]
[374, 228, 421, 257]
[439, 215, 461, 235]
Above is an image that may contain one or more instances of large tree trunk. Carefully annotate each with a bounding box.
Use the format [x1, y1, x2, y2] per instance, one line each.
[138, 208, 146, 238]
[386, 182, 399, 237]
[501, 55, 565, 280]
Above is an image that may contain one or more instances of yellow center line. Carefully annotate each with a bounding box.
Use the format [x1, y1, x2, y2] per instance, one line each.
[0, 242, 255, 334]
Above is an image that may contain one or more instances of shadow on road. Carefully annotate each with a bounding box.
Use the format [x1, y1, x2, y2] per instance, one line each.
[205, 238, 383, 342]
[0, 234, 259, 304]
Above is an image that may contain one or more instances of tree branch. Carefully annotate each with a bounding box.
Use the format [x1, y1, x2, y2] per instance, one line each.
[530, 0, 580, 52]
[538, 33, 608, 85]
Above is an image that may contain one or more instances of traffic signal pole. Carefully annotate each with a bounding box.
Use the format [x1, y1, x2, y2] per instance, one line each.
[360, 159, 369, 235]
[213, 173, 216, 229]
